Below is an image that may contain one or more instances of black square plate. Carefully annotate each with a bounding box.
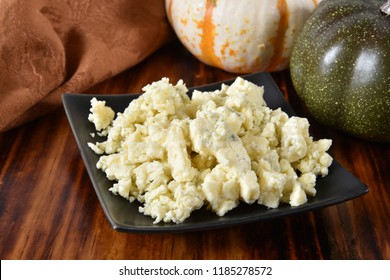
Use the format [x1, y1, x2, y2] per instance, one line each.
[62, 72, 368, 233]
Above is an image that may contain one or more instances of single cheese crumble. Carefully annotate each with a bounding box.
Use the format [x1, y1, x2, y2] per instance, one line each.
[88, 77, 333, 223]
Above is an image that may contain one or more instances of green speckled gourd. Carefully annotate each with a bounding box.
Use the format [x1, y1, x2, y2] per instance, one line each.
[290, 0, 390, 142]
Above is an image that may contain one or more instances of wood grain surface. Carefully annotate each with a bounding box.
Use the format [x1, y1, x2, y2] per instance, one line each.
[1, 41, 389, 260]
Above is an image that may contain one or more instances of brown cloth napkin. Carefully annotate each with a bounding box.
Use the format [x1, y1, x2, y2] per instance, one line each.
[0, 0, 173, 132]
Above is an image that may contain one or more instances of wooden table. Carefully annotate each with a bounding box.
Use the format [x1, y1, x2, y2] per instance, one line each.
[1, 41, 389, 260]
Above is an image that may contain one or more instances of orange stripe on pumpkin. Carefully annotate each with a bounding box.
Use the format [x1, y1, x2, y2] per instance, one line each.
[198, 0, 223, 69]
[268, 0, 289, 71]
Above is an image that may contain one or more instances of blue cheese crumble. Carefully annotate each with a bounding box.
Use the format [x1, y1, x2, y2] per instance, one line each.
[88, 77, 333, 223]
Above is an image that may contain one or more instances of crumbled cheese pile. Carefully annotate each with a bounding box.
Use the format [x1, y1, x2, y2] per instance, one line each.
[88, 77, 333, 224]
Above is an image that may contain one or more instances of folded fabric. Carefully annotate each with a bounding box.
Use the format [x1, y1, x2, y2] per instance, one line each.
[0, 0, 173, 132]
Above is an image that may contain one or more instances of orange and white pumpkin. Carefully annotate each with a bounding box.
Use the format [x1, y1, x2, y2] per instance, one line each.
[166, 0, 322, 73]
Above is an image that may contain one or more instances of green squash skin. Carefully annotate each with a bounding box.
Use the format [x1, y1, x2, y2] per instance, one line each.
[290, 0, 390, 142]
